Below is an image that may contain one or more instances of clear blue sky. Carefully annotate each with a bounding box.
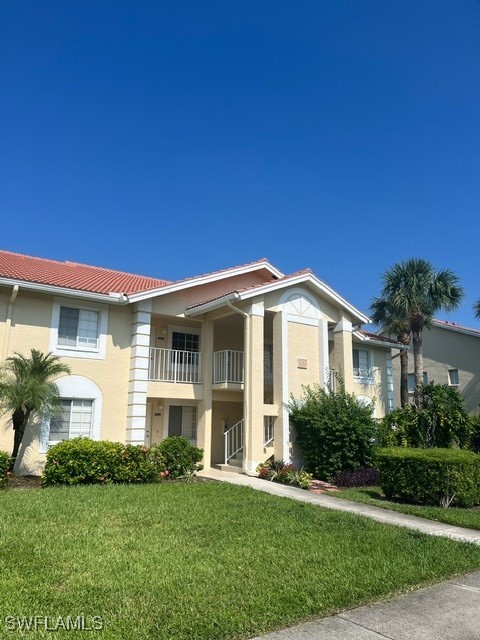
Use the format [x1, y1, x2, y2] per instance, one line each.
[1, 1, 479, 327]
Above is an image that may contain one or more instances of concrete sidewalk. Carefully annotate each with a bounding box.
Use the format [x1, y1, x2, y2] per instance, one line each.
[199, 469, 480, 545]
[251, 571, 480, 639]
[199, 470, 480, 638]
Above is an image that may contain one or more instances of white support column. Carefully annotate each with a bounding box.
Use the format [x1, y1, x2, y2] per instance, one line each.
[244, 301, 265, 472]
[273, 309, 289, 462]
[126, 300, 152, 445]
[197, 318, 213, 468]
[332, 316, 354, 392]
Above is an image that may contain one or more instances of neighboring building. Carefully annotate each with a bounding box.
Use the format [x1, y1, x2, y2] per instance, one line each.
[0, 250, 402, 475]
[391, 319, 480, 414]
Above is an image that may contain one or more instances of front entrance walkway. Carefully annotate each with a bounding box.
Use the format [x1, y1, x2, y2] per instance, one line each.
[199, 468, 480, 545]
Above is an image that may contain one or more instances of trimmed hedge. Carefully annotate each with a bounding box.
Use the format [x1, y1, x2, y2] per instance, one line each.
[42, 438, 167, 487]
[0, 451, 11, 489]
[378, 447, 480, 508]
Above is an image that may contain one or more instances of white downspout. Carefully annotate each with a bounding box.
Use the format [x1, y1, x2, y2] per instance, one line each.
[2, 285, 19, 359]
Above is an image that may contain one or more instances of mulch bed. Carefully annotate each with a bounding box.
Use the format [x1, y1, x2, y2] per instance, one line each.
[310, 479, 339, 494]
[7, 474, 42, 489]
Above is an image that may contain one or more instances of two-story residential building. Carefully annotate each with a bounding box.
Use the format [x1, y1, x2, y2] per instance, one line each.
[0, 250, 401, 475]
[392, 319, 480, 413]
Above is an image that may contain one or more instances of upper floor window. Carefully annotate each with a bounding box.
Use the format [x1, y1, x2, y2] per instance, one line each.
[353, 349, 370, 378]
[58, 307, 100, 349]
[50, 298, 108, 360]
[448, 369, 459, 386]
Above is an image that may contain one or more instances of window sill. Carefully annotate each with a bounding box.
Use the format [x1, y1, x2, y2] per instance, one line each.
[354, 376, 375, 385]
[52, 345, 104, 360]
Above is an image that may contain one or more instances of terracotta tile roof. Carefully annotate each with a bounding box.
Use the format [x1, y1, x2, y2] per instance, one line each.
[0, 250, 170, 295]
[433, 319, 480, 336]
[357, 329, 403, 345]
[186, 269, 313, 310]
[168, 258, 281, 287]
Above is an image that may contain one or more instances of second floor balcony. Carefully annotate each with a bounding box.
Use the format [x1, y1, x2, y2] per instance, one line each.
[213, 350, 244, 385]
[148, 348, 245, 385]
[149, 348, 202, 384]
[147, 345, 280, 388]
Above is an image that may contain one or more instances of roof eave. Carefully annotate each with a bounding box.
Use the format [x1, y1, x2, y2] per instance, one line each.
[0, 277, 128, 304]
[127, 260, 284, 303]
[185, 292, 240, 316]
[353, 330, 407, 350]
[432, 320, 480, 339]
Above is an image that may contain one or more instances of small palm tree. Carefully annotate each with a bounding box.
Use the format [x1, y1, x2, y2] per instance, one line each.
[0, 350, 71, 467]
[370, 297, 411, 407]
[378, 259, 463, 408]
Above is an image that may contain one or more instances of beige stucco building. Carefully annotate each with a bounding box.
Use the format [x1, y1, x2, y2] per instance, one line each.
[0, 250, 401, 475]
[392, 319, 480, 414]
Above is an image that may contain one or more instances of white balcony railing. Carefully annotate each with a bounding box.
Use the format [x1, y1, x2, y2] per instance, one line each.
[149, 348, 202, 383]
[213, 350, 244, 384]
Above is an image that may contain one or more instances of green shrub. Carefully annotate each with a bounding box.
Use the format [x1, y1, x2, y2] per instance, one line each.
[42, 438, 166, 487]
[378, 447, 480, 508]
[0, 451, 11, 488]
[379, 384, 471, 449]
[256, 459, 312, 489]
[289, 383, 378, 480]
[379, 405, 423, 447]
[469, 415, 480, 453]
[150, 436, 203, 479]
[421, 384, 471, 448]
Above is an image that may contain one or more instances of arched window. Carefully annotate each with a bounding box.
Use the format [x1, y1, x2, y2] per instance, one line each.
[40, 375, 103, 452]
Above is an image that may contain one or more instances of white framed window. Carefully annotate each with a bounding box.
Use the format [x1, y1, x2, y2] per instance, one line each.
[353, 349, 373, 381]
[58, 307, 100, 349]
[48, 399, 93, 445]
[50, 298, 108, 359]
[448, 369, 459, 386]
[407, 372, 428, 393]
[40, 375, 103, 453]
[168, 405, 197, 442]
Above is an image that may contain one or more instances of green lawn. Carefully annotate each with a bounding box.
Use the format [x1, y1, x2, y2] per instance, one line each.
[1, 482, 480, 639]
[329, 486, 480, 531]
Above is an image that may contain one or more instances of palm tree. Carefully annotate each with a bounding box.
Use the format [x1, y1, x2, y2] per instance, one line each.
[474, 300, 480, 320]
[377, 259, 463, 408]
[0, 350, 70, 467]
[370, 297, 411, 407]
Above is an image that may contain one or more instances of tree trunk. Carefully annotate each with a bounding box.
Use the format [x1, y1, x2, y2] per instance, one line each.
[10, 408, 30, 470]
[398, 331, 411, 408]
[412, 328, 424, 409]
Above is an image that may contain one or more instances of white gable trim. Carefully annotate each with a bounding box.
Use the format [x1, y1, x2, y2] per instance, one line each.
[186, 273, 369, 324]
[127, 260, 284, 303]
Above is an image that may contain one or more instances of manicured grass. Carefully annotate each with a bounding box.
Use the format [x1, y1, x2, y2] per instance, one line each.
[1, 482, 480, 639]
[330, 486, 480, 531]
